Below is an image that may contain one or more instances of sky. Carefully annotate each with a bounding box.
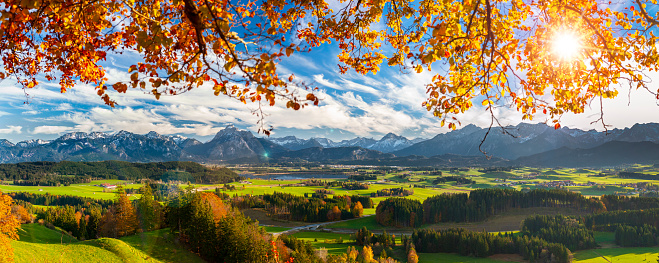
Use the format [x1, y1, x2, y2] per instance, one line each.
[1, 3, 659, 143]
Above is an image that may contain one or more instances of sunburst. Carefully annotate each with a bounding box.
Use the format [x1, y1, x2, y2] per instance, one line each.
[552, 31, 581, 61]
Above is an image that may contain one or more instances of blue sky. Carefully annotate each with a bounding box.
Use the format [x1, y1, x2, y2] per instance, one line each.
[1, 3, 659, 143]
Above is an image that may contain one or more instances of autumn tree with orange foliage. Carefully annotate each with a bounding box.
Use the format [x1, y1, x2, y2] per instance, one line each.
[99, 186, 138, 238]
[1, 0, 657, 134]
[352, 201, 364, 218]
[0, 191, 20, 262]
[169, 191, 288, 262]
[327, 205, 342, 221]
[11, 205, 32, 224]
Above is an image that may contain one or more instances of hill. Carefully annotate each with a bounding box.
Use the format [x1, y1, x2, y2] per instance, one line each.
[12, 224, 204, 263]
[394, 122, 659, 160]
[513, 141, 659, 167]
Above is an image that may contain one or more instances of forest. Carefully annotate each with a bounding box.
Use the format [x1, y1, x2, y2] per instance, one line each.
[0, 161, 240, 185]
[261, 192, 371, 222]
[409, 228, 572, 262]
[421, 188, 606, 224]
[18, 185, 322, 263]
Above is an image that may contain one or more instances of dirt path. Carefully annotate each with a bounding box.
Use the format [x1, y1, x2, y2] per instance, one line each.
[592, 250, 612, 263]
[272, 215, 375, 236]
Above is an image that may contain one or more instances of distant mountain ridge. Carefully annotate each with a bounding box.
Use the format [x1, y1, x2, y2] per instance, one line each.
[3, 122, 659, 167]
[394, 122, 659, 159]
[513, 141, 659, 168]
[269, 132, 421, 153]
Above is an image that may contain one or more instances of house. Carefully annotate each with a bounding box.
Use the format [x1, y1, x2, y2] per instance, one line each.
[100, 183, 117, 189]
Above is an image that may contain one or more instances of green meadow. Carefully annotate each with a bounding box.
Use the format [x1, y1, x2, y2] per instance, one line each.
[0, 180, 143, 200]
[8, 165, 659, 262]
[12, 224, 204, 263]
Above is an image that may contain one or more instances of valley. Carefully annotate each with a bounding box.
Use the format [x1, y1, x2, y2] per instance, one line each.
[2, 162, 659, 262]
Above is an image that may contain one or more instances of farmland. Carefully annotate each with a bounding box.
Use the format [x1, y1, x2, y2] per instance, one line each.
[6, 164, 659, 262]
[0, 180, 143, 200]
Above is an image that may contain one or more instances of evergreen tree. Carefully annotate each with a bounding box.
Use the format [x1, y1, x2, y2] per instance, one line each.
[136, 184, 162, 232]
[78, 216, 88, 240]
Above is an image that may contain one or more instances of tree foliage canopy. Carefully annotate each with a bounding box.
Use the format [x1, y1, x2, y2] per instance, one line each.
[0, 191, 19, 262]
[1, 0, 658, 131]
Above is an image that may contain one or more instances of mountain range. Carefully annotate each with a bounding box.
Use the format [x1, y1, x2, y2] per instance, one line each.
[2, 122, 659, 167]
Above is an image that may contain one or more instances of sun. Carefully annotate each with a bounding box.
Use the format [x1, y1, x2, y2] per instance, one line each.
[552, 31, 581, 61]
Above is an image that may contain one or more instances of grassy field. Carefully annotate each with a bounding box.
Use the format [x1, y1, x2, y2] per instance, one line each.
[0, 180, 143, 200]
[593, 231, 615, 245]
[10, 166, 659, 262]
[324, 215, 389, 230]
[5, 167, 651, 205]
[290, 231, 355, 255]
[418, 253, 511, 263]
[261, 226, 292, 233]
[119, 229, 206, 263]
[13, 224, 204, 263]
[573, 247, 659, 262]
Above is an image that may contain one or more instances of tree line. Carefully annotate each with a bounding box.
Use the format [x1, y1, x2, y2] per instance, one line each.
[35, 185, 163, 240]
[10, 192, 114, 209]
[599, 194, 659, 211]
[432, 176, 475, 185]
[375, 189, 659, 229]
[261, 192, 371, 222]
[370, 188, 414, 197]
[618, 171, 659, 180]
[0, 161, 240, 184]
[348, 174, 377, 181]
[615, 224, 658, 247]
[422, 188, 606, 224]
[521, 215, 597, 251]
[409, 228, 572, 262]
[375, 197, 424, 227]
[583, 208, 659, 230]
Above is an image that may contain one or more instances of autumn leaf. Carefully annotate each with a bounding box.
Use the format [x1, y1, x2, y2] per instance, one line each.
[0, 0, 656, 133]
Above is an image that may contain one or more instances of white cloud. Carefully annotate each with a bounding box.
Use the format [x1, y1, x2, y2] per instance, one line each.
[49, 107, 227, 136]
[22, 110, 40, 115]
[32, 125, 71, 134]
[54, 103, 73, 111]
[0, 126, 22, 134]
[313, 74, 380, 95]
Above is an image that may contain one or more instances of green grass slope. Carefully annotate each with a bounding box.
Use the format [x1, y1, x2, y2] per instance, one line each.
[12, 224, 205, 263]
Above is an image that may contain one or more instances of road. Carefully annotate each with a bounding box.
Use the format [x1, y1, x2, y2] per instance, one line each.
[271, 214, 375, 237]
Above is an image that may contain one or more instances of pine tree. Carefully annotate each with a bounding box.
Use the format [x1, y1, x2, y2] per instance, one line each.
[379, 249, 387, 260]
[78, 216, 88, 240]
[137, 184, 161, 232]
